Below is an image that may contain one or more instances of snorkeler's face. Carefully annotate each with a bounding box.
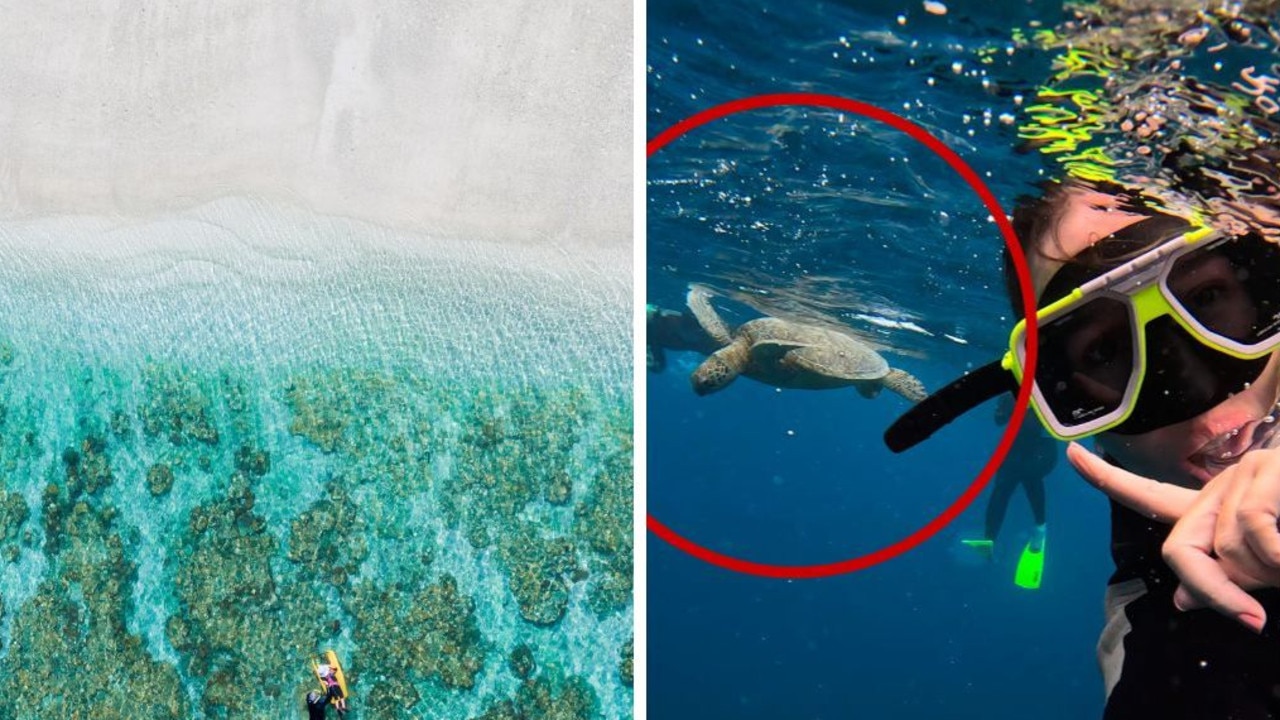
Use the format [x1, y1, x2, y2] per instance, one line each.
[1099, 354, 1280, 486]
[1029, 189, 1152, 297]
[1030, 189, 1280, 486]
[1166, 249, 1259, 339]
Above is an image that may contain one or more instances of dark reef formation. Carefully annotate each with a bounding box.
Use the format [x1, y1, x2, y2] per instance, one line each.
[0, 351, 633, 718]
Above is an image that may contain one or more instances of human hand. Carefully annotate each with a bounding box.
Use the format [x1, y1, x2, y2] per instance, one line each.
[1066, 442, 1280, 634]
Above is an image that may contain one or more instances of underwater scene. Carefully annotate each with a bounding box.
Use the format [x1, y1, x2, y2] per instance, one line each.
[0, 201, 632, 719]
[648, 1, 1279, 719]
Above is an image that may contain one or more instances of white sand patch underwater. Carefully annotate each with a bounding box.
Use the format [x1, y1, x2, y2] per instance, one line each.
[0, 1, 632, 718]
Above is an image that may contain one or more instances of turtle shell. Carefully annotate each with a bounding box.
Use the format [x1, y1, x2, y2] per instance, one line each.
[743, 318, 889, 381]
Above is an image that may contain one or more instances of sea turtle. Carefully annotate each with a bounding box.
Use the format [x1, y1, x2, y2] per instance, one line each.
[685, 286, 927, 401]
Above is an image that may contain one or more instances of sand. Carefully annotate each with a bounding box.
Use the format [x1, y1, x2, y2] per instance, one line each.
[0, 0, 631, 249]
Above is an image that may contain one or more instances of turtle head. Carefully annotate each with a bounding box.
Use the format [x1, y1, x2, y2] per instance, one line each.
[691, 353, 739, 395]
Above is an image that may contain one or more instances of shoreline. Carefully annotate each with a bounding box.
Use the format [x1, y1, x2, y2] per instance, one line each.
[0, 196, 631, 385]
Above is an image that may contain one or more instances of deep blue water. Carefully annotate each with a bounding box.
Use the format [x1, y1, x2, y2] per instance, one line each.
[648, 1, 1116, 718]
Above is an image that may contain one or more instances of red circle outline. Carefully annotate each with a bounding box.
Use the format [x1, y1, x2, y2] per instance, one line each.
[647, 92, 1040, 578]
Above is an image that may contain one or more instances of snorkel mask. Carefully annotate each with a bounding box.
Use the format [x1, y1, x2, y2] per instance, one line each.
[886, 213, 1280, 451]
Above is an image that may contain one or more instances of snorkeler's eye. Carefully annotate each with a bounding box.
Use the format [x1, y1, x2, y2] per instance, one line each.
[1186, 282, 1228, 310]
[1082, 336, 1121, 367]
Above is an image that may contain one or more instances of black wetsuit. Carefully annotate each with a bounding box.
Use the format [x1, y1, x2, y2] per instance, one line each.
[306, 692, 328, 720]
[984, 413, 1054, 541]
[1101, 495, 1280, 719]
[646, 307, 719, 372]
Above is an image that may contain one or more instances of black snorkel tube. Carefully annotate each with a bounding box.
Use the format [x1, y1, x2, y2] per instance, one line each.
[883, 360, 1018, 453]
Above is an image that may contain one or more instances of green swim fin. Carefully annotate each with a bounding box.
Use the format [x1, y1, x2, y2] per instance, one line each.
[960, 538, 994, 561]
[1014, 537, 1045, 590]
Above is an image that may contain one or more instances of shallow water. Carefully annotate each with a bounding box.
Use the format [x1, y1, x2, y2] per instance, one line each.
[0, 199, 632, 719]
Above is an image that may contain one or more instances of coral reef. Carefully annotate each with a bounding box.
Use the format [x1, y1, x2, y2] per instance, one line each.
[234, 444, 271, 478]
[284, 370, 404, 456]
[0, 490, 28, 543]
[110, 409, 132, 441]
[0, 354, 632, 718]
[287, 479, 369, 589]
[439, 386, 632, 629]
[169, 473, 285, 716]
[0, 433, 188, 718]
[546, 467, 573, 506]
[470, 669, 600, 720]
[573, 420, 633, 618]
[499, 523, 580, 626]
[64, 434, 115, 497]
[0, 490, 26, 563]
[167, 470, 335, 719]
[146, 463, 175, 497]
[140, 366, 220, 447]
[348, 573, 487, 714]
[443, 386, 586, 551]
[620, 637, 633, 687]
[509, 643, 537, 680]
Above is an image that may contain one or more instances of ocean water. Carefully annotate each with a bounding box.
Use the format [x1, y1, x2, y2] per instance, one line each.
[0, 199, 633, 718]
[647, 1, 1126, 718]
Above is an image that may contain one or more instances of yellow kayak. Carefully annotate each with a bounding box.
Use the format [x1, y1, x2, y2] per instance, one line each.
[312, 649, 351, 703]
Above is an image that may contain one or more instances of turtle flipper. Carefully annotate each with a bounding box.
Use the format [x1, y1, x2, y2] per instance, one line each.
[855, 382, 881, 399]
[686, 285, 734, 346]
[882, 368, 927, 402]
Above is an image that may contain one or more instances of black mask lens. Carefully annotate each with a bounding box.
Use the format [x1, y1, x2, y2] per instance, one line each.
[1036, 296, 1136, 430]
[1167, 234, 1280, 347]
[1109, 316, 1271, 435]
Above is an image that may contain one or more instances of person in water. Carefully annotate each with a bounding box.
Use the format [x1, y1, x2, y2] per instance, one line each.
[880, 3, 1280, 715]
[306, 690, 329, 720]
[1005, 181, 1280, 718]
[316, 664, 347, 715]
[961, 393, 1057, 589]
[887, 176, 1280, 717]
[990, 4, 1280, 714]
[646, 302, 720, 373]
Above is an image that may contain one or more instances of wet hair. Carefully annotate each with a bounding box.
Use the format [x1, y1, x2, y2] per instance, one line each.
[1000, 179, 1158, 319]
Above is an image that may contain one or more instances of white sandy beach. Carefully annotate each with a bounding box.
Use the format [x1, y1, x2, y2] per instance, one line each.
[0, 1, 631, 249]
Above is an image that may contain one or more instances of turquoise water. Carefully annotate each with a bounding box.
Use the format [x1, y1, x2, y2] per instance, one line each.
[0, 199, 632, 718]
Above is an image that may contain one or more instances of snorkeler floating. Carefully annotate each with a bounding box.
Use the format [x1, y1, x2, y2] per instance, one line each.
[885, 180, 1280, 715]
[308, 650, 350, 718]
[646, 302, 720, 373]
[960, 395, 1057, 590]
[685, 285, 927, 401]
